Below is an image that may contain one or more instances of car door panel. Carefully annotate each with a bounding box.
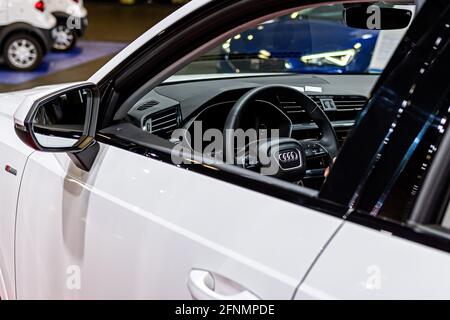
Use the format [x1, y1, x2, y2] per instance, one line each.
[295, 222, 450, 299]
[298, 0, 450, 299]
[16, 143, 342, 299]
[0, 114, 33, 300]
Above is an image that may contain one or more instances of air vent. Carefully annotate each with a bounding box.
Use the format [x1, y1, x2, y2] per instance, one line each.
[137, 100, 160, 111]
[280, 94, 366, 144]
[144, 106, 180, 138]
[310, 95, 367, 122]
[279, 95, 367, 124]
[278, 96, 310, 124]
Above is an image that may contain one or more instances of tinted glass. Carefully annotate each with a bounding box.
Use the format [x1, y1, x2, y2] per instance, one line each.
[321, 1, 450, 224]
[176, 4, 413, 76]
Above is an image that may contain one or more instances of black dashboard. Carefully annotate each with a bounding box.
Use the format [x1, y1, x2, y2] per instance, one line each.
[126, 74, 376, 143]
[121, 73, 377, 189]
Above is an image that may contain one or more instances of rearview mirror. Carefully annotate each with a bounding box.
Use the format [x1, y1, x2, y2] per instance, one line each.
[15, 83, 100, 171]
[344, 5, 413, 30]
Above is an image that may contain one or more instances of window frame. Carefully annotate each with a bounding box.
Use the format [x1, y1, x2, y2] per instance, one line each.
[95, 0, 362, 220]
[94, 0, 449, 252]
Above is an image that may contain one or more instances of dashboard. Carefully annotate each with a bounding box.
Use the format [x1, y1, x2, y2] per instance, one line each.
[126, 73, 376, 142]
[123, 73, 377, 188]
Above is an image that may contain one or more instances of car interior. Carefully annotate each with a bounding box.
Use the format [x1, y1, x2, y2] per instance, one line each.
[100, 2, 414, 191]
[118, 74, 375, 189]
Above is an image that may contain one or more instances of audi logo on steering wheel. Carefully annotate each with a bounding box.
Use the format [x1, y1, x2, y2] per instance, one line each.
[278, 150, 300, 163]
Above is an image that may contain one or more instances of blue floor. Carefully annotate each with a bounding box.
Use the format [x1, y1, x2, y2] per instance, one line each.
[0, 40, 127, 85]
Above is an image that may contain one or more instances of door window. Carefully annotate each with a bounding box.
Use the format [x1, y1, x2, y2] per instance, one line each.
[321, 3, 450, 227]
[98, 2, 417, 214]
[176, 4, 410, 76]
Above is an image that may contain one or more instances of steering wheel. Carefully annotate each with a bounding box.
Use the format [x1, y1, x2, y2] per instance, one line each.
[224, 84, 339, 182]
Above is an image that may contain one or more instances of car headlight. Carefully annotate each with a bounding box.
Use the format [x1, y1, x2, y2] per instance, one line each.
[300, 49, 357, 67]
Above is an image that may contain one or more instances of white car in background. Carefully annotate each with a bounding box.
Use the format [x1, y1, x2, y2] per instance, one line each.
[0, 0, 55, 71]
[2, 0, 450, 300]
[46, 0, 88, 51]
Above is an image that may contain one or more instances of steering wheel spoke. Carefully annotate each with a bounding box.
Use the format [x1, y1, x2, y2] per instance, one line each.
[300, 140, 330, 160]
[223, 85, 339, 183]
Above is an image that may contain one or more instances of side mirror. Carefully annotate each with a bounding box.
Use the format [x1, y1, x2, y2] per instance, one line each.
[14, 83, 100, 171]
[344, 5, 413, 30]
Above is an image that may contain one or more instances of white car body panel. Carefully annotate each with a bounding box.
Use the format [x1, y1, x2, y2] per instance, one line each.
[46, 0, 87, 18]
[0, 83, 75, 299]
[15, 143, 342, 299]
[295, 222, 450, 299]
[1, 0, 56, 29]
[0, 0, 347, 299]
[0, 93, 35, 300]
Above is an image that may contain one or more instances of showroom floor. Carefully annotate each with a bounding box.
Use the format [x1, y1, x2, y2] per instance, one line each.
[0, 2, 179, 93]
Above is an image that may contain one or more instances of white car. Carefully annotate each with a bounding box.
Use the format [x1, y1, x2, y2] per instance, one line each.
[46, 0, 88, 51]
[0, 0, 55, 71]
[1, 0, 450, 300]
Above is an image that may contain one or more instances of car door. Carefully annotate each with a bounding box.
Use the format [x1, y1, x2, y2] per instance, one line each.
[296, 0, 450, 299]
[15, 143, 343, 299]
[0, 92, 38, 300]
[14, 0, 348, 299]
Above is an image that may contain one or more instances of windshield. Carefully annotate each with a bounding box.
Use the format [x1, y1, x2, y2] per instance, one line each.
[176, 4, 414, 77]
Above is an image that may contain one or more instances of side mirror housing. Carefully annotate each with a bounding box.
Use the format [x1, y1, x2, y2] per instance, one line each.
[14, 83, 100, 171]
[344, 5, 413, 30]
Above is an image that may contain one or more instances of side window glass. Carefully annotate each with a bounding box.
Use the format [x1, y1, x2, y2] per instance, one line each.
[325, 6, 450, 225]
[108, 3, 416, 203]
[175, 3, 411, 76]
[376, 92, 450, 221]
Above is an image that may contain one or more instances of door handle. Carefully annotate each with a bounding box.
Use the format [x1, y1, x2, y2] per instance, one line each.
[188, 269, 259, 300]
